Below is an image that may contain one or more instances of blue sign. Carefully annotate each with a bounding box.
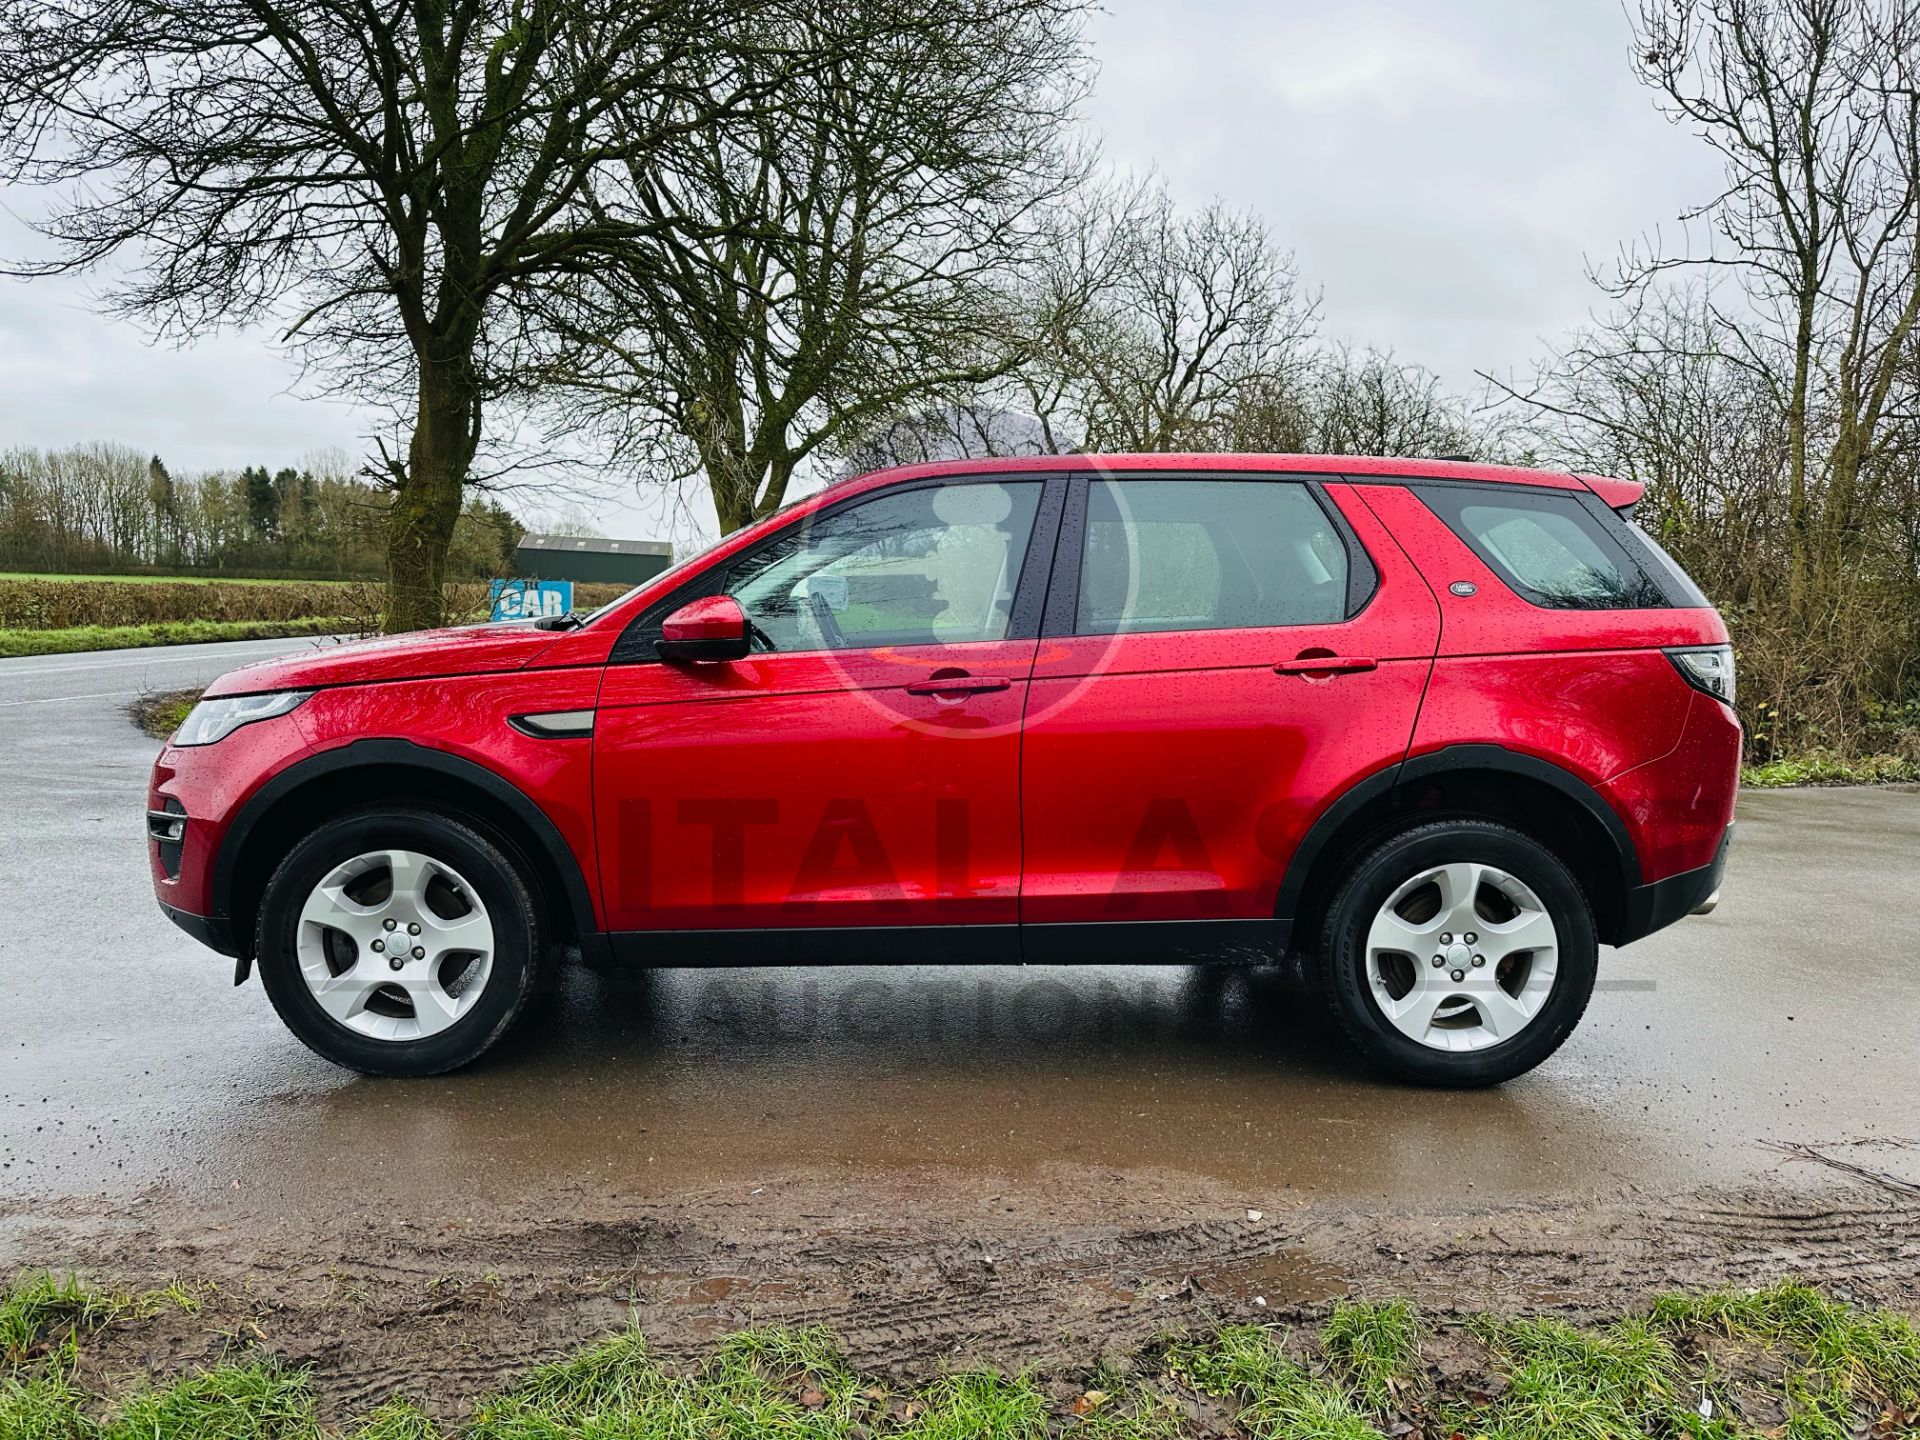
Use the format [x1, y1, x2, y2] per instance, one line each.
[490, 578, 574, 622]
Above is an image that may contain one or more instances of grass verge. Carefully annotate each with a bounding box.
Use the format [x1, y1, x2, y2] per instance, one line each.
[0, 1274, 121, 1367]
[0, 617, 348, 658]
[130, 689, 203, 740]
[1742, 751, 1920, 787]
[2, 1276, 1916, 1439]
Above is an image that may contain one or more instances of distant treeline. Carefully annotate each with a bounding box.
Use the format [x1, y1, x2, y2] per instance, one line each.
[0, 442, 521, 579]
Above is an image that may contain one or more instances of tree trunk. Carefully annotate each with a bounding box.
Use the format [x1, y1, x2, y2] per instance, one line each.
[698, 428, 760, 536]
[713, 485, 755, 535]
[386, 352, 479, 633]
[1783, 285, 1816, 629]
[753, 452, 797, 525]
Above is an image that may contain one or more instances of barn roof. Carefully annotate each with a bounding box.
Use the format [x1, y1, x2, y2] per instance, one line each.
[516, 534, 672, 556]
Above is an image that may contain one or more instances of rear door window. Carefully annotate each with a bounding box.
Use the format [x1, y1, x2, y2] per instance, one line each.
[1414, 485, 1672, 610]
[1075, 479, 1356, 636]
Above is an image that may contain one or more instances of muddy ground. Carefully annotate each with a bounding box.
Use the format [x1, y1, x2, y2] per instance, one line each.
[4, 639, 1919, 1423]
[8, 1170, 1920, 1422]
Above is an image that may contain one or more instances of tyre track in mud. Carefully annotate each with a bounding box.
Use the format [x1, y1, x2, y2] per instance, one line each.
[6, 1175, 1917, 1424]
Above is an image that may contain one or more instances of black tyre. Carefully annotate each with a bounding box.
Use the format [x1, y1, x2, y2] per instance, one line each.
[1318, 820, 1597, 1086]
[253, 807, 543, 1076]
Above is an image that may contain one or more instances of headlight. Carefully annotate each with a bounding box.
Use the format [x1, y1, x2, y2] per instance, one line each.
[1664, 645, 1735, 706]
[173, 690, 313, 746]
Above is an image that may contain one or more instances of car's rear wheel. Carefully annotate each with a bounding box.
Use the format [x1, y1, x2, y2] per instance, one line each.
[1318, 820, 1596, 1086]
[254, 807, 542, 1076]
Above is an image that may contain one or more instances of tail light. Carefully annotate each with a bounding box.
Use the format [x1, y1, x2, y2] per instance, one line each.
[1665, 644, 1735, 706]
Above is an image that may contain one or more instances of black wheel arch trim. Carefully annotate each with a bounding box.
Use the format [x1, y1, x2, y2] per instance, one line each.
[212, 738, 603, 964]
[1274, 743, 1643, 923]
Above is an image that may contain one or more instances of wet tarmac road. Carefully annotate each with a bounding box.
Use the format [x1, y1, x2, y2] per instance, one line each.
[3, 638, 1917, 1219]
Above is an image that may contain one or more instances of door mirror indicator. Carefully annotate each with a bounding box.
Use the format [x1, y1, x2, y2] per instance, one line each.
[656, 595, 751, 662]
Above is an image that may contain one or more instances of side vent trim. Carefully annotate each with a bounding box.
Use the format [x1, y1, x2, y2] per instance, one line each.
[508, 710, 597, 739]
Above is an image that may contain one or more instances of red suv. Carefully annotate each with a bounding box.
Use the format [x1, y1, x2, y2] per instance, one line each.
[148, 456, 1738, 1085]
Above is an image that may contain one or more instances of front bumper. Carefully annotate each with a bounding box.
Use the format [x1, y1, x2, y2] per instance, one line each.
[158, 900, 239, 957]
[1617, 823, 1732, 945]
[149, 753, 248, 979]
[149, 715, 313, 970]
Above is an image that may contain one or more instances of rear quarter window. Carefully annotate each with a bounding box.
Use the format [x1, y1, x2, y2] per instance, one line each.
[1413, 484, 1680, 610]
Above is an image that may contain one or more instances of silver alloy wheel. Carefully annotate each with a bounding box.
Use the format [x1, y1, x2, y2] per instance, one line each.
[1364, 861, 1558, 1052]
[296, 849, 495, 1042]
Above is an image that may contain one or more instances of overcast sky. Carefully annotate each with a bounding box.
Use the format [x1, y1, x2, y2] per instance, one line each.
[0, 0, 1721, 543]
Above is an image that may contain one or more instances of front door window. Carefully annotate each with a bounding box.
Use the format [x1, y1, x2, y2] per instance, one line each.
[725, 481, 1042, 652]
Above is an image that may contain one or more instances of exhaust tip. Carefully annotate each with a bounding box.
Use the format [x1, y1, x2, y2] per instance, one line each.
[1691, 888, 1720, 917]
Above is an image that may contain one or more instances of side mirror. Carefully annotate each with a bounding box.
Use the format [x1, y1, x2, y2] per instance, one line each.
[656, 594, 750, 662]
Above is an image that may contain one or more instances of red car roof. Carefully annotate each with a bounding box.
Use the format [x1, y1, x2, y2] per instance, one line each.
[644, 454, 1646, 609]
[826, 452, 1610, 496]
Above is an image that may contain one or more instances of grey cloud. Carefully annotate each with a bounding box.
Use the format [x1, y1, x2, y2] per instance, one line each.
[0, 0, 1725, 543]
[1084, 0, 1723, 389]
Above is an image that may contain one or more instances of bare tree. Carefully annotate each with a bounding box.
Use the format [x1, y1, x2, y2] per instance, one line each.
[1221, 345, 1497, 460]
[1505, 278, 1920, 759]
[1624, 0, 1920, 620]
[1505, 290, 1788, 577]
[534, 0, 1090, 534]
[1015, 188, 1319, 453]
[532, 503, 607, 539]
[837, 402, 1057, 471]
[0, 0, 787, 627]
[1470, 0, 1920, 759]
[849, 190, 1497, 468]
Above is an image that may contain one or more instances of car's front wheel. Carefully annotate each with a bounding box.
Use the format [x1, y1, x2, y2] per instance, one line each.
[253, 807, 543, 1076]
[1318, 820, 1597, 1086]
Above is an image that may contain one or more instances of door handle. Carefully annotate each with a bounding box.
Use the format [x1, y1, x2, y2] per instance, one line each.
[1273, 655, 1377, 676]
[906, 675, 1012, 697]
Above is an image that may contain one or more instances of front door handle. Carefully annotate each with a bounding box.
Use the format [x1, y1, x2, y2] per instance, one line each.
[906, 675, 1012, 697]
[1273, 655, 1378, 676]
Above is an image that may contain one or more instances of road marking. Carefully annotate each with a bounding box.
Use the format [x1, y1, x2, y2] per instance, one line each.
[0, 639, 329, 678]
[0, 688, 142, 707]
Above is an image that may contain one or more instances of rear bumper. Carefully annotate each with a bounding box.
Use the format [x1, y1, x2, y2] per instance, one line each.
[1617, 823, 1732, 945]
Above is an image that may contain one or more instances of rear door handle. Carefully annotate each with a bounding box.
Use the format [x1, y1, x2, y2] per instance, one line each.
[1273, 655, 1378, 676]
[906, 675, 1012, 697]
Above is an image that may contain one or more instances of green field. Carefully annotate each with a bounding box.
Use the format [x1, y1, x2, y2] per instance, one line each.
[0, 572, 372, 654]
[0, 617, 349, 658]
[0, 571, 360, 586]
[0, 573, 622, 655]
